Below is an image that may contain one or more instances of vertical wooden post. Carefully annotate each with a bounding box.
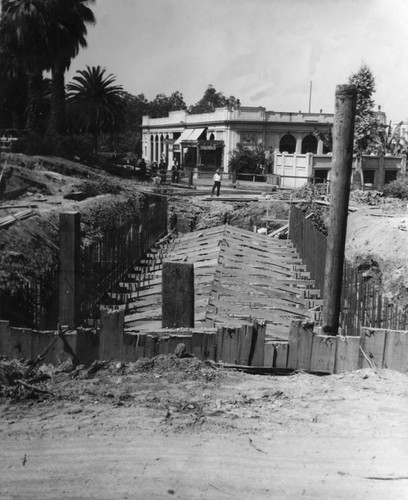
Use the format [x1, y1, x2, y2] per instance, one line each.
[322, 85, 357, 335]
[59, 211, 80, 328]
[162, 261, 194, 328]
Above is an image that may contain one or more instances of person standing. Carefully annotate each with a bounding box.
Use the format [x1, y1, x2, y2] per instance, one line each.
[171, 159, 179, 183]
[211, 169, 222, 197]
[159, 158, 167, 184]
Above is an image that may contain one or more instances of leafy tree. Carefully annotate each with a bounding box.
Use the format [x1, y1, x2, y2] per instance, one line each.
[103, 92, 149, 154]
[189, 85, 240, 114]
[313, 127, 333, 153]
[0, 0, 49, 134]
[66, 65, 125, 152]
[0, 0, 96, 136]
[372, 121, 408, 156]
[348, 64, 379, 156]
[0, 46, 27, 129]
[228, 143, 271, 174]
[45, 0, 96, 136]
[148, 91, 186, 118]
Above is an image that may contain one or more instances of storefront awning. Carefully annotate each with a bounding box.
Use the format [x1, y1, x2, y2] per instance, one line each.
[187, 128, 205, 141]
[173, 128, 206, 145]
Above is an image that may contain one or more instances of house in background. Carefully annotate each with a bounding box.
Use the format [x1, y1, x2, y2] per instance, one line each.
[141, 106, 334, 172]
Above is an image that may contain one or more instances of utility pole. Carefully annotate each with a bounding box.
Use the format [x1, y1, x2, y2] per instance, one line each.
[322, 84, 357, 335]
[308, 81, 312, 113]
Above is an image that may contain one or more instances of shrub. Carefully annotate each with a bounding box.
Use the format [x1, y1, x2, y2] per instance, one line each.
[228, 143, 272, 174]
[383, 177, 408, 199]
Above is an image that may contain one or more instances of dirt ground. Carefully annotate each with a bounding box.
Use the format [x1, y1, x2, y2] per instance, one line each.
[1, 358, 408, 499]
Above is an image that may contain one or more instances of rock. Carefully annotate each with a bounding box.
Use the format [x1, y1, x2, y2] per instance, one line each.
[174, 343, 186, 358]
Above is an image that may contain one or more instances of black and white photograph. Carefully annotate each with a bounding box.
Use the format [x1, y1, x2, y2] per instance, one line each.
[1, 0, 408, 498]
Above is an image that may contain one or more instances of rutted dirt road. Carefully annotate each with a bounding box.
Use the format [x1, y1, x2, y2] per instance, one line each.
[1, 358, 408, 499]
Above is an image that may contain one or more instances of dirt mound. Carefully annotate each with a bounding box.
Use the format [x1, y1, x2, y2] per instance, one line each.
[170, 196, 290, 233]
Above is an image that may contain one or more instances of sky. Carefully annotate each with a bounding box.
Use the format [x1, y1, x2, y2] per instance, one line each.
[67, 0, 408, 124]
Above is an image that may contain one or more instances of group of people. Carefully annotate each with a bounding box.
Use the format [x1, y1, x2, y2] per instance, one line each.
[150, 158, 168, 185]
[137, 155, 182, 186]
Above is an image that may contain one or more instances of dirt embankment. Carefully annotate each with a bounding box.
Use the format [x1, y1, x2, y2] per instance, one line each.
[345, 192, 408, 307]
[0, 154, 147, 287]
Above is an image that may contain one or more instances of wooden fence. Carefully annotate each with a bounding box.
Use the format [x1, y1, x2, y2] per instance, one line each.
[80, 198, 167, 321]
[0, 268, 59, 330]
[289, 205, 408, 334]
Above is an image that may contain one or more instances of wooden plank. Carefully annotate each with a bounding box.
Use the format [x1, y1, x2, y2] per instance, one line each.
[383, 330, 408, 373]
[216, 326, 225, 362]
[162, 262, 194, 328]
[287, 320, 314, 370]
[145, 334, 159, 358]
[264, 341, 274, 368]
[359, 327, 387, 369]
[310, 335, 337, 373]
[192, 331, 217, 360]
[238, 324, 252, 365]
[218, 326, 240, 364]
[334, 335, 360, 373]
[250, 322, 265, 367]
[158, 336, 170, 355]
[274, 342, 289, 368]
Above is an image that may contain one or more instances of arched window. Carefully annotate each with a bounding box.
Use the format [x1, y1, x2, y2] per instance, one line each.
[301, 134, 318, 154]
[209, 133, 215, 141]
[279, 134, 296, 154]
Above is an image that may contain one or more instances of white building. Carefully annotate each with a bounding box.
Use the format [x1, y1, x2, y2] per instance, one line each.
[142, 106, 334, 172]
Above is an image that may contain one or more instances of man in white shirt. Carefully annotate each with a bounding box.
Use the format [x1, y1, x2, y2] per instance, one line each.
[211, 169, 221, 197]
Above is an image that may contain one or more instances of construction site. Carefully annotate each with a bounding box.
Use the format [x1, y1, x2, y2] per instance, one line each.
[1, 90, 408, 499]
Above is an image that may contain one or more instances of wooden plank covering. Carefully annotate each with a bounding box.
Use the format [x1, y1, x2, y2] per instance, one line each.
[121, 224, 321, 360]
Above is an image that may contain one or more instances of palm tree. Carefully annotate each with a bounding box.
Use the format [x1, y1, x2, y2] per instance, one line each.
[46, 0, 96, 136]
[0, 0, 49, 134]
[66, 66, 125, 152]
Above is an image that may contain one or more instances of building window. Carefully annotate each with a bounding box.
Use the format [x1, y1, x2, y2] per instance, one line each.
[363, 169, 375, 184]
[301, 134, 318, 154]
[314, 169, 329, 183]
[279, 134, 296, 154]
[384, 170, 398, 184]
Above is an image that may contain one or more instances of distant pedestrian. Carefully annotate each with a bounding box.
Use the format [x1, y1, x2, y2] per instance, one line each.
[139, 158, 147, 178]
[159, 158, 167, 184]
[211, 169, 222, 197]
[171, 159, 180, 183]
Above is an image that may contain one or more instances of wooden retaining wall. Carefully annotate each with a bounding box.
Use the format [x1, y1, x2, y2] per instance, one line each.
[2, 313, 407, 375]
[287, 320, 408, 374]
